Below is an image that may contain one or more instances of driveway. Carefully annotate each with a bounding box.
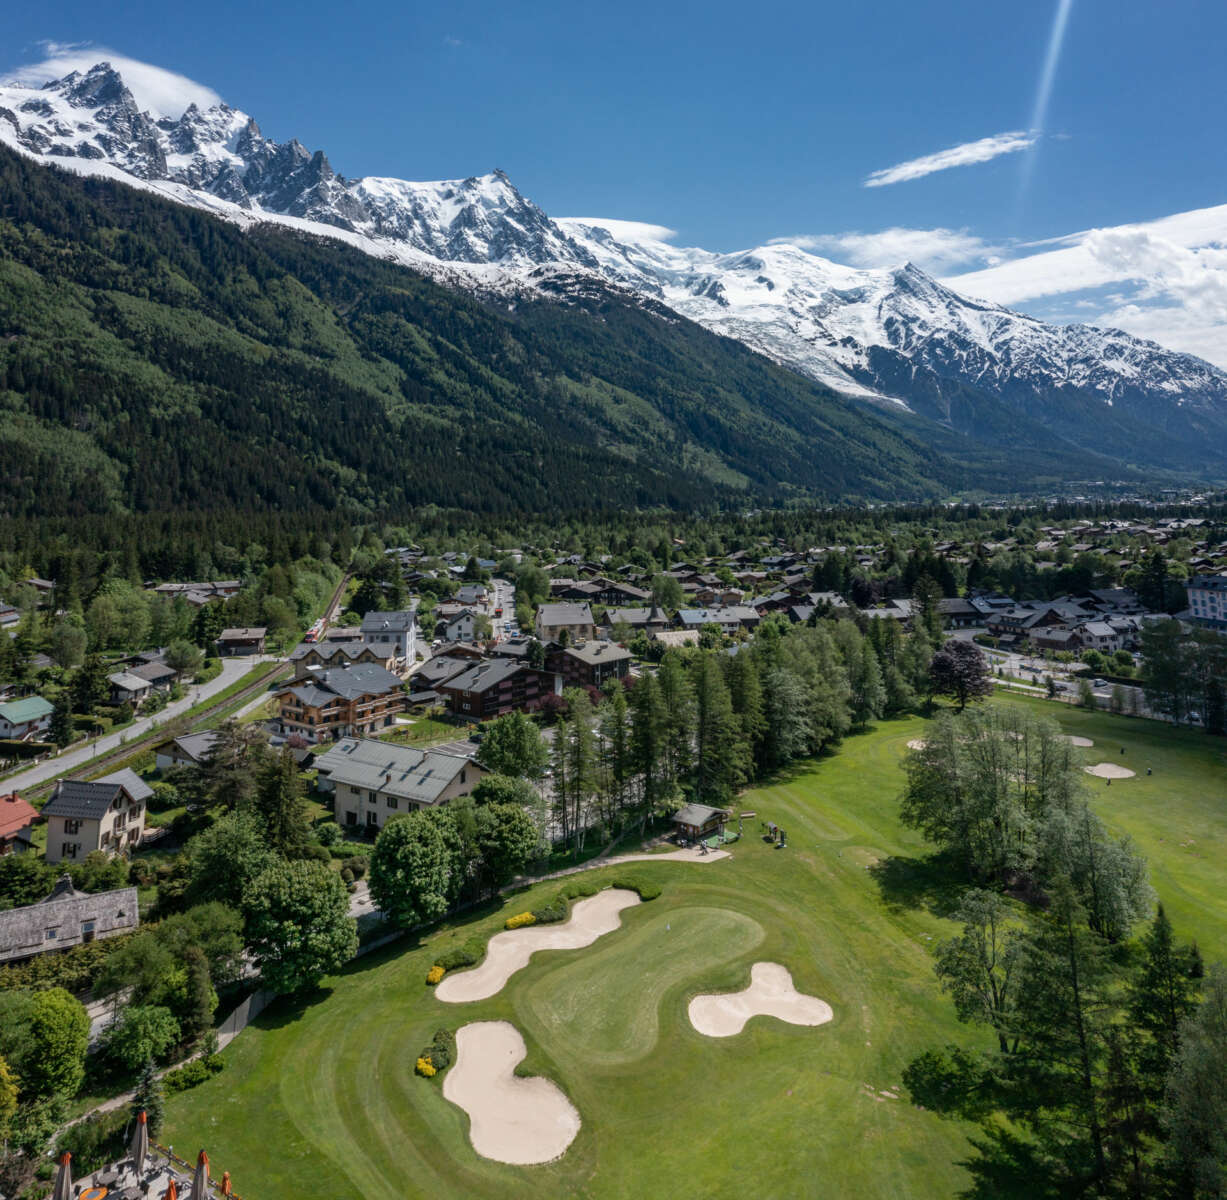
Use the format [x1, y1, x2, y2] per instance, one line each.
[1, 655, 277, 791]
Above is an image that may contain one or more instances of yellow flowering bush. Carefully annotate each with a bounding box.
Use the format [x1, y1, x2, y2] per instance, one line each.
[425, 964, 446, 985]
[504, 912, 536, 930]
[415, 1056, 436, 1077]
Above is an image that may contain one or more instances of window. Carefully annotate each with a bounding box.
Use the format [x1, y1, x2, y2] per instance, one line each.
[63, 818, 81, 835]
[345, 811, 357, 826]
[366, 811, 378, 828]
[63, 842, 79, 859]
[81, 920, 96, 944]
[386, 796, 398, 809]
[369, 791, 378, 803]
[45, 928, 58, 941]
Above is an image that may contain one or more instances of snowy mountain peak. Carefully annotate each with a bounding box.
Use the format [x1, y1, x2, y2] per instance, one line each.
[1, 59, 1226, 449]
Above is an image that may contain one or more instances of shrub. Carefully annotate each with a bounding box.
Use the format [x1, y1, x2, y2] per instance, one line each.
[609, 876, 662, 901]
[316, 822, 342, 846]
[340, 868, 355, 885]
[56, 1108, 129, 1177]
[416, 1027, 454, 1078]
[162, 1054, 225, 1095]
[342, 854, 368, 880]
[531, 897, 569, 924]
[433, 936, 486, 972]
[425, 964, 445, 985]
[504, 911, 536, 930]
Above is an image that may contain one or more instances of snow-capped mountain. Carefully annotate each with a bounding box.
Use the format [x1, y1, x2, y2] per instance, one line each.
[4, 61, 1227, 458]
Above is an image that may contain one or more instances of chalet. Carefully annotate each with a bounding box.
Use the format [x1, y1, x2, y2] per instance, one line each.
[42, 778, 147, 863]
[549, 641, 632, 688]
[439, 659, 555, 720]
[0, 792, 37, 855]
[151, 580, 240, 607]
[131, 661, 178, 690]
[0, 877, 139, 964]
[155, 730, 220, 772]
[107, 670, 153, 707]
[439, 608, 483, 643]
[938, 598, 981, 628]
[289, 639, 394, 681]
[1078, 621, 1124, 653]
[0, 604, 20, 630]
[535, 602, 596, 644]
[216, 627, 267, 656]
[410, 653, 478, 695]
[315, 737, 487, 833]
[360, 608, 419, 665]
[601, 605, 671, 638]
[672, 803, 729, 841]
[455, 584, 490, 608]
[677, 606, 761, 636]
[0, 695, 53, 741]
[276, 663, 407, 743]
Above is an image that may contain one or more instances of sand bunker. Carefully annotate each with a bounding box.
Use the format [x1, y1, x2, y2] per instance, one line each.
[1066, 735, 1094, 747]
[436, 888, 641, 1003]
[443, 1021, 580, 1165]
[1084, 762, 1136, 779]
[906, 739, 927, 751]
[688, 962, 833, 1038]
[604, 846, 730, 866]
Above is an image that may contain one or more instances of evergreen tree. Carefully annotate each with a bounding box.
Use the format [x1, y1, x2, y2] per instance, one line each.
[693, 654, 739, 802]
[1162, 964, 1227, 1199]
[656, 652, 695, 785]
[1129, 905, 1202, 1095]
[48, 692, 75, 748]
[131, 1059, 166, 1138]
[253, 749, 311, 856]
[629, 673, 666, 826]
[72, 653, 110, 715]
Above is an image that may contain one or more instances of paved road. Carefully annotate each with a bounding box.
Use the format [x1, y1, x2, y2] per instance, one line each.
[1, 655, 276, 791]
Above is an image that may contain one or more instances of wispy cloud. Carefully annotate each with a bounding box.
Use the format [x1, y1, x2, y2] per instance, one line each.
[770, 227, 1002, 273]
[863, 131, 1037, 188]
[944, 203, 1227, 368]
[1, 42, 220, 117]
[559, 217, 678, 243]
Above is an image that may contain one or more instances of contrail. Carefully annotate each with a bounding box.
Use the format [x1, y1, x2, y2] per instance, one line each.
[1030, 0, 1075, 134]
[1017, 0, 1075, 223]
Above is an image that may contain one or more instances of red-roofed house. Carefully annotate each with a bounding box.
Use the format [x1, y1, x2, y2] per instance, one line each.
[0, 792, 37, 855]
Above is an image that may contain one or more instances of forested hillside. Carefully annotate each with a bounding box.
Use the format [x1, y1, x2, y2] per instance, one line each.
[0, 146, 1011, 519]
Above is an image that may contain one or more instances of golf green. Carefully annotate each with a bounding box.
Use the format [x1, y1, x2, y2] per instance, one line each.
[164, 699, 1227, 1199]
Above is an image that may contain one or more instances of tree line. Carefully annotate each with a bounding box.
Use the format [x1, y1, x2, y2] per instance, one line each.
[900, 707, 1225, 1197]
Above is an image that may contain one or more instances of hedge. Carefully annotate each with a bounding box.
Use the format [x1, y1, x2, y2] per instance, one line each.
[416, 1026, 456, 1079]
[163, 1054, 225, 1094]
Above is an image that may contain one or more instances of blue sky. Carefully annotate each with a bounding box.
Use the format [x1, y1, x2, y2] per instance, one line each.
[5, 0, 1227, 363]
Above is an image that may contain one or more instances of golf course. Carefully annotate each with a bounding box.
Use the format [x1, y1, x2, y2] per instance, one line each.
[162, 695, 1227, 1199]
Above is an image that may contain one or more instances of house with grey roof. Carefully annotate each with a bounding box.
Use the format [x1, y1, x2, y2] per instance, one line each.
[289, 639, 395, 681]
[360, 608, 419, 667]
[0, 877, 139, 964]
[677, 606, 761, 636]
[108, 669, 153, 707]
[276, 662, 406, 743]
[155, 729, 221, 772]
[535, 602, 596, 644]
[314, 737, 487, 833]
[41, 778, 146, 863]
[0, 695, 53, 741]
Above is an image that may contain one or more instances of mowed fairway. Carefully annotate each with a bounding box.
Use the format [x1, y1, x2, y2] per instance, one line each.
[162, 698, 1227, 1199]
[164, 715, 981, 1200]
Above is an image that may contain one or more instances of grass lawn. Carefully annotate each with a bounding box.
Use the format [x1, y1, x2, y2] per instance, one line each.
[377, 715, 463, 747]
[165, 714, 980, 1200]
[162, 697, 1227, 1198]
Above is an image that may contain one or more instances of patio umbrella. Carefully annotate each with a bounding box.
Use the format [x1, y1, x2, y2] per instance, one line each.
[50, 1151, 72, 1200]
[130, 1109, 149, 1176]
[163, 1180, 179, 1200]
[190, 1149, 210, 1199]
[220, 1171, 232, 1196]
